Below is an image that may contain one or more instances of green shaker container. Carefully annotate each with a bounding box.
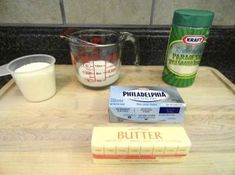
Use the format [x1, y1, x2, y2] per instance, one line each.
[162, 9, 214, 87]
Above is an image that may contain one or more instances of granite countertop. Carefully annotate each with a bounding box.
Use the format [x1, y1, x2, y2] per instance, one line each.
[0, 26, 234, 88]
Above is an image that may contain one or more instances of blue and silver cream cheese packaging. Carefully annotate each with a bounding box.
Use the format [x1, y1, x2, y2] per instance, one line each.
[109, 86, 186, 123]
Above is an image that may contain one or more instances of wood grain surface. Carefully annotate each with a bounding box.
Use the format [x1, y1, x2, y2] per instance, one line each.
[0, 65, 234, 175]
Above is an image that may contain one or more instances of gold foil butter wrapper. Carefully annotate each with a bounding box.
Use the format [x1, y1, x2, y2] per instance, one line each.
[91, 127, 191, 164]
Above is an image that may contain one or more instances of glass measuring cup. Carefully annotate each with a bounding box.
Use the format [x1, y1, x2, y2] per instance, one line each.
[0, 54, 56, 102]
[62, 29, 139, 88]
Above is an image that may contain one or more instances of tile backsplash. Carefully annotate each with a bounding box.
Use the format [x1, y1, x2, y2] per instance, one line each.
[153, 0, 235, 25]
[64, 0, 152, 25]
[0, 0, 62, 24]
[0, 0, 234, 26]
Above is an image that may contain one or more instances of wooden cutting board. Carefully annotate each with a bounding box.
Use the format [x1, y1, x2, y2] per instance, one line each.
[0, 65, 234, 175]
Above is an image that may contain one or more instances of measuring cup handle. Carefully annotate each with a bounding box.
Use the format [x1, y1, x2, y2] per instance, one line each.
[121, 32, 140, 65]
[0, 64, 10, 76]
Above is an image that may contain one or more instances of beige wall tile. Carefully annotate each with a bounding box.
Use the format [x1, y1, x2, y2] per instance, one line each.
[64, 0, 152, 25]
[0, 0, 62, 24]
[153, 0, 235, 26]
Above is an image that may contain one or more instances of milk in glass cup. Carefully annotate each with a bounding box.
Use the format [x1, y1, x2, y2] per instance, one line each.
[0, 54, 56, 102]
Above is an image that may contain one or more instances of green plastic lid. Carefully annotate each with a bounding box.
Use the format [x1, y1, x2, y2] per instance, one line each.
[173, 9, 214, 27]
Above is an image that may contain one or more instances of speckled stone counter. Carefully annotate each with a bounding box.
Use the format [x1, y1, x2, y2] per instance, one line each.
[0, 26, 234, 88]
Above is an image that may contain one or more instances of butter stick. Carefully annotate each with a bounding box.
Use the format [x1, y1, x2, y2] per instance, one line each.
[91, 127, 191, 164]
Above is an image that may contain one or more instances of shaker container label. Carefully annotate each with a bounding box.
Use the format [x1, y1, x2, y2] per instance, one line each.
[182, 35, 205, 45]
[167, 41, 204, 76]
[163, 26, 209, 87]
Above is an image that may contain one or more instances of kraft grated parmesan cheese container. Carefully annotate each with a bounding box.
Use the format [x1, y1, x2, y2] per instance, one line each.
[109, 86, 185, 123]
[91, 127, 191, 164]
[163, 9, 214, 87]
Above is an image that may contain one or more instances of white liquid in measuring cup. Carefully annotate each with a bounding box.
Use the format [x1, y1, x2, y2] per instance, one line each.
[14, 62, 56, 102]
[78, 60, 119, 87]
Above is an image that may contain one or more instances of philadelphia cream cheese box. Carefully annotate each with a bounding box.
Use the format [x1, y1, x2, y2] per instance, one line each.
[108, 86, 186, 123]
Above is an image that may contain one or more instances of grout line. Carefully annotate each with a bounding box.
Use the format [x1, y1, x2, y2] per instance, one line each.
[150, 0, 156, 25]
[59, 0, 66, 24]
[0, 23, 232, 29]
[0, 23, 172, 28]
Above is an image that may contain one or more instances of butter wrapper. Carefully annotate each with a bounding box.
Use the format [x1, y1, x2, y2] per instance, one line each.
[91, 127, 191, 164]
[109, 86, 186, 123]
